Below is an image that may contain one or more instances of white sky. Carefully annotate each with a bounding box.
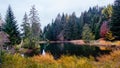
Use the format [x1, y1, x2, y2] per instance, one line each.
[0, 0, 114, 29]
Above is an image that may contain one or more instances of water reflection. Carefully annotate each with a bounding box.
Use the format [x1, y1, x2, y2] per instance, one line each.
[42, 49, 46, 56]
[41, 43, 111, 59]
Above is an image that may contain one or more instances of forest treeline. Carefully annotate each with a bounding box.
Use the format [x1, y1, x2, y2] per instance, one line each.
[0, 0, 120, 47]
[43, 5, 113, 41]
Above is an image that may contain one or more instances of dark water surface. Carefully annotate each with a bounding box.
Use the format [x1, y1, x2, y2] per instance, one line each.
[40, 43, 111, 59]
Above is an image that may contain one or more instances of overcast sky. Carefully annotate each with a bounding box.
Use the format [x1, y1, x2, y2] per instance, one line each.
[0, 0, 114, 29]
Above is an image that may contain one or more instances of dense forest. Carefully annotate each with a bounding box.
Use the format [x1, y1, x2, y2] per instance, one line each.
[43, 5, 113, 41]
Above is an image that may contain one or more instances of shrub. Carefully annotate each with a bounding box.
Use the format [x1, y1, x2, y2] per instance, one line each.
[2, 51, 120, 68]
[1, 54, 27, 68]
[22, 38, 35, 49]
[97, 50, 120, 62]
[105, 31, 115, 41]
[31, 54, 56, 64]
[57, 56, 95, 68]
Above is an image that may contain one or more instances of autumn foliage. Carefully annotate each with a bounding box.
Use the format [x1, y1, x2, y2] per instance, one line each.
[2, 52, 120, 68]
[100, 21, 109, 38]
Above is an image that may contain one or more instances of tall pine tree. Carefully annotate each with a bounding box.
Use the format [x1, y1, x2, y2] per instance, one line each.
[3, 5, 21, 45]
[29, 5, 42, 40]
[21, 13, 30, 39]
[110, 0, 120, 39]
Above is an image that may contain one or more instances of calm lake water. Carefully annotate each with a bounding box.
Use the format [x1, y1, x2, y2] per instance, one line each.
[40, 43, 111, 59]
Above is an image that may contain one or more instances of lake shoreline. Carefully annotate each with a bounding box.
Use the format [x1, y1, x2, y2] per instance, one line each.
[39, 40, 120, 49]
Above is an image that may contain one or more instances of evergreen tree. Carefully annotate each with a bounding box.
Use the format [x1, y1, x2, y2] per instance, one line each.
[29, 5, 42, 40]
[21, 13, 30, 39]
[52, 14, 62, 40]
[63, 12, 80, 40]
[3, 5, 21, 45]
[64, 15, 73, 40]
[94, 15, 103, 39]
[43, 23, 53, 40]
[70, 12, 79, 40]
[78, 13, 84, 38]
[57, 14, 69, 41]
[61, 14, 66, 29]
[110, 0, 120, 39]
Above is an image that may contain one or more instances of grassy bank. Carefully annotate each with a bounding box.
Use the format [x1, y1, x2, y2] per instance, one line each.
[1, 50, 120, 68]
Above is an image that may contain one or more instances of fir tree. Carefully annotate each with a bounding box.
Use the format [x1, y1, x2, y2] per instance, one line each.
[3, 5, 21, 45]
[29, 5, 42, 40]
[110, 0, 120, 39]
[52, 14, 62, 40]
[21, 13, 30, 39]
[70, 12, 79, 40]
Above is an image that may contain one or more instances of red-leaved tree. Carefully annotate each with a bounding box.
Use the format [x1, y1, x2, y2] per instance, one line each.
[100, 21, 109, 38]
